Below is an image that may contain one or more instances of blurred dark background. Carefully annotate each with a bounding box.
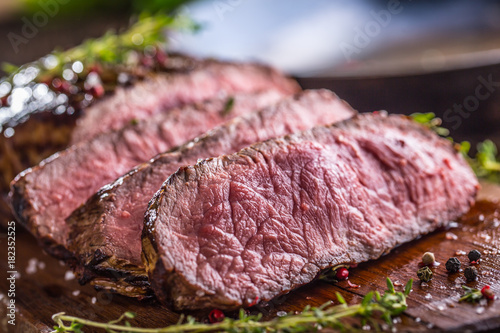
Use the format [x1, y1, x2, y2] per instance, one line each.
[1, 0, 499, 147]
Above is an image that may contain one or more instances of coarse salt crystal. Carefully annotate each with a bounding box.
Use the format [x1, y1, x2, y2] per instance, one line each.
[276, 311, 287, 317]
[64, 270, 75, 281]
[445, 232, 458, 240]
[26, 258, 38, 274]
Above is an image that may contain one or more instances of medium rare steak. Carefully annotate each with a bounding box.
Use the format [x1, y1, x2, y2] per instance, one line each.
[67, 90, 356, 298]
[10, 90, 286, 259]
[143, 113, 479, 310]
[0, 53, 198, 228]
[71, 60, 299, 143]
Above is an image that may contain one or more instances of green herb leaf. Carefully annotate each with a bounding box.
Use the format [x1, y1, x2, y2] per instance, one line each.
[386, 277, 396, 294]
[459, 286, 484, 303]
[221, 97, 235, 117]
[1, 62, 18, 75]
[362, 291, 374, 306]
[411, 112, 436, 125]
[410, 112, 450, 137]
[404, 279, 413, 296]
[51, 280, 412, 332]
[124, 312, 136, 319]
[336, 291, 347, 305]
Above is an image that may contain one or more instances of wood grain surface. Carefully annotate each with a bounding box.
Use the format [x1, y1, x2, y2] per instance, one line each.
[1, 184, 499, 332]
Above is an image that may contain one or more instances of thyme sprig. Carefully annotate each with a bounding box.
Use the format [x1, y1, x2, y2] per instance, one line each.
[411, 112, 500, 183]
[459, 286, 483, 303]
[51, 278, 412, 333]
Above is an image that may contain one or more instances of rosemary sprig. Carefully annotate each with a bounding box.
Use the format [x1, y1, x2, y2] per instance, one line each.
[459, 286, 483, 303]
[411, 112, 500, 183]
[51, 278, 413, 333]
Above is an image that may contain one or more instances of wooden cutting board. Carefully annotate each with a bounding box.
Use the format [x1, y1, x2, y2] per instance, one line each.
[1, 183, 499, 333]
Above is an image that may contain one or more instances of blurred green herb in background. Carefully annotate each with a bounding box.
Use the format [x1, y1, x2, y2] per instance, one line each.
[463, 140, 500, 183]
[1, 12, 199, 92]
[20, 0, 195, 17]
[411, 112, 500, 183]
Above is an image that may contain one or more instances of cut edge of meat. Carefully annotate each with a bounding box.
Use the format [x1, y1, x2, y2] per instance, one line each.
[71, 59, 300, 144]
[9, 89, 289, 260]
[141, 113, 479, 310]
[66, 89, 357, 298]
[10, 150, 77, 260]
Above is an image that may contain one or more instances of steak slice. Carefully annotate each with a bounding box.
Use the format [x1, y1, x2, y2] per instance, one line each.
[71, 60, 299, 143]
[0, 53, 198, 228]
[0, 113, 77, 228]
[10, 90, 286, 259]
[67, 90, 356, 298]
[143, 113, 479, 310]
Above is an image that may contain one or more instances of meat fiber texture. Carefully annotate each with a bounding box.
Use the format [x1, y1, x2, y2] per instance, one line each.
[142, 113, 479, 310]
[71, 59, 299, 144]
[67, 90, 356, 298]
[10, 90, 286, 260]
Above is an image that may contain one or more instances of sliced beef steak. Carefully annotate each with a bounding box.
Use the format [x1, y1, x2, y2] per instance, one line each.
[143, 113, 479, 310]
[67, 90, 356, 298]
[0, 53, 197, 228]
[10, 90, 285, 259]
[71, 60, 299, 143]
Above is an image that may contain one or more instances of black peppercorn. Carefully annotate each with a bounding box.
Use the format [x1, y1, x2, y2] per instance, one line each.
[464, 266, 478, 281]
[468, 250, 481, 262]
[445, 257, 461, 273]
[417, 266, 433, 282]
